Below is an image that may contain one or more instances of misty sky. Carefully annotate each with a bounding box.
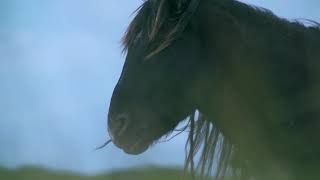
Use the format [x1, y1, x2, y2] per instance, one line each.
[0, 0, 319, 175]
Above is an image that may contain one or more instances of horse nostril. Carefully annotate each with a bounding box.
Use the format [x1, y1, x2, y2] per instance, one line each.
[109, 113, 130, 137]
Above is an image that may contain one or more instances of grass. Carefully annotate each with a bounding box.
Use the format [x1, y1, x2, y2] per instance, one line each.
[0, 166, 207, 180]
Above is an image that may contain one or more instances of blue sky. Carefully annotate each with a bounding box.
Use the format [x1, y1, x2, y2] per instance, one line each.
[0, 0, 319, 175]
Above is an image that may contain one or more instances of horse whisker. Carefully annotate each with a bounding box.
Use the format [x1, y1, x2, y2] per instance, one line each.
[94, 139, 112, 150]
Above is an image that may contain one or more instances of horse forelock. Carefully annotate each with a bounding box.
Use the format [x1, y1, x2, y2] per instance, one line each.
[122, 0, 200, 58]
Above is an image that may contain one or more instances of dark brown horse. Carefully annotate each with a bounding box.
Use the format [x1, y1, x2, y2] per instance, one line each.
[106, 0, 320, 179]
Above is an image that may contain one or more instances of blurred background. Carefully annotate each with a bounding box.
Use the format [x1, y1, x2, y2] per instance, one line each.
[0, 0, 319, 179]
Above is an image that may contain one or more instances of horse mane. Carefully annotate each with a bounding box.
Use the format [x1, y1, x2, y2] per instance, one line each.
[122, 0, 200, 58]
[121, 0, 320, 179]
[122, 0, 320, 57]
[184, 112, 237, 179]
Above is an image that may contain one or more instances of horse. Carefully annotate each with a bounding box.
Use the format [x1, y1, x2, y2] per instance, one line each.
[106, 0, 320, 179]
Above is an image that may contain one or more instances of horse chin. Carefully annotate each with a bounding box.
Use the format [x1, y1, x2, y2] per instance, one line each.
[110, 135, 151, 155]
[122, 141, 149, 155]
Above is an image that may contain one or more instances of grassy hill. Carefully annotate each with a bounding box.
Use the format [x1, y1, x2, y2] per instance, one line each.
[0, 167, 205, 180]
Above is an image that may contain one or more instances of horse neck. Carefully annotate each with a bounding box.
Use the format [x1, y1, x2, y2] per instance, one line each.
[189, 0, 320, 179]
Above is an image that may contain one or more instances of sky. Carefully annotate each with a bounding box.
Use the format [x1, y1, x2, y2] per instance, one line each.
[0, 0, 319, 176]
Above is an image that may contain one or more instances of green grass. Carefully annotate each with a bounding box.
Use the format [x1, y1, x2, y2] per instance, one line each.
[0, 166, 206, 180]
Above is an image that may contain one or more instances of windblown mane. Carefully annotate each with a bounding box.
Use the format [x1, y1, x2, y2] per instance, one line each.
[122, 0, 200, 58]
[121, 0, 320, 179]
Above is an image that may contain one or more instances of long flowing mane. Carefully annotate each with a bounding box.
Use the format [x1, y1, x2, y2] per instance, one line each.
[121, 0, 320, 179]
